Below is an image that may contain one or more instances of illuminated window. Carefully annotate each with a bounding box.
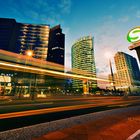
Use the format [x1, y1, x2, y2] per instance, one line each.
[52, 47, 59, 50]
[56, 33, 60, 35]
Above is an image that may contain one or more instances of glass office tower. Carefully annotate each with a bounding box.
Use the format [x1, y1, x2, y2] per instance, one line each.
[114, 52, 140, 87]
[71, 36, 97, 94]
[47, 25, 65, 65]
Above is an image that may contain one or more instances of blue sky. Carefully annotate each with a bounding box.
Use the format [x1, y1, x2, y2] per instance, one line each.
[0, 0, 140, 76]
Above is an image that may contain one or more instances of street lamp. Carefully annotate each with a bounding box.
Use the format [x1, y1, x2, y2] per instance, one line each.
[105, 52, 116, 94]
[25, 50, 34, 98]
[26, 50, 33, 57]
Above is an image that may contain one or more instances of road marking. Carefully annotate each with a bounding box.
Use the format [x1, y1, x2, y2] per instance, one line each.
[127, 129, 140, 140]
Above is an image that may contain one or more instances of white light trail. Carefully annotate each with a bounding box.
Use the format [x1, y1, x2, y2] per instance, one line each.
[0, 61, 109, 82]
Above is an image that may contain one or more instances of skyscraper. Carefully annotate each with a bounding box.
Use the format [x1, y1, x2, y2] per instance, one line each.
[0, 18, 65, 65]
[0, 18, 50, 60]
[71, 36, 97, 94]
[16, 23, 50, 60]
[0, 18, 17, 52]
[47, 25, 65, 65]
[0, 18, 65, 95]
[114, 52, 140, 90]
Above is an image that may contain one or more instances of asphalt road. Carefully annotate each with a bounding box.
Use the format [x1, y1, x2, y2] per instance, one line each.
[0, 96, 140, 132]
[0, 96, 139, 114]
[0, 96, 140, 117]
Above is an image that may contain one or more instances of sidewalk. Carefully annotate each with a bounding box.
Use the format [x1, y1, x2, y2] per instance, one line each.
[33, 110, 140, 140]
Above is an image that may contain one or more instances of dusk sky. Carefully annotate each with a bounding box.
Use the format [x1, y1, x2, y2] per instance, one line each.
[0, 0, 140, 77]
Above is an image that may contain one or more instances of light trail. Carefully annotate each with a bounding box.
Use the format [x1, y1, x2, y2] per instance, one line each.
[0, 49, 97, 76]
[0, 49, 64, 72]
[0, 61, 109, 82]
[0, 97, 140, 119]
[0, 49, 131, 86]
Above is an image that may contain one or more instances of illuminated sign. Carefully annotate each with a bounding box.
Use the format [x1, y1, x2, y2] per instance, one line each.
[127, 27, 140, 43]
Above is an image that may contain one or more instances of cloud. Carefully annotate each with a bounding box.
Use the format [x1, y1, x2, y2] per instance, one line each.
[94, 19, 134, 77]
[5, 0, 72, 25]
[96, 65, 108, 74]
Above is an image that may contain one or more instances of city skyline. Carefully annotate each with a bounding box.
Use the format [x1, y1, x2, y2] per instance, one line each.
[0, 0, 140, 76]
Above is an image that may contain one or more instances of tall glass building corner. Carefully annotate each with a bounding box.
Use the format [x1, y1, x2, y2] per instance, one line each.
[71, 36, 97, 94]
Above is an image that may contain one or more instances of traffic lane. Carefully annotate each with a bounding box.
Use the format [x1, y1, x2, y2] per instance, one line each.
[0, 95, 137, 108]
[0, 100, 97, 114]
[0, 96, 123, 106]
[0, 98, 140, 119]
[0, 96, 136, 114]
[0, 102, 140, 132]
[0, 96, 139, 114]
[0, 97, 123, 113]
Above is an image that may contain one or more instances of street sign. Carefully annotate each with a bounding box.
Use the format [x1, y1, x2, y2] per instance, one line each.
[127, 27, 140, 43]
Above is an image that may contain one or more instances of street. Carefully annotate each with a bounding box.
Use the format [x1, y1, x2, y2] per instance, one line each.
[0, 95, 140, 132]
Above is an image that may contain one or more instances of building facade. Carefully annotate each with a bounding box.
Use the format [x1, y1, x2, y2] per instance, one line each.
[0, 18, 17, 52]
[71, 36, 97, 94]
[16, 23, 50, 60]
[113, 52, 140, 91]
[47, 25, 65, 65]
[0, 18, 65, 64]
[0, 18, 65, 95]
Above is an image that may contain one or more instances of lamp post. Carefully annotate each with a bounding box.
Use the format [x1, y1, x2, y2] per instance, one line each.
[105, 52, 116, 95]
[25, 50, 33, 97]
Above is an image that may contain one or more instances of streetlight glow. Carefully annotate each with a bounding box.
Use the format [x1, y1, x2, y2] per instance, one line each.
[26, 50, 33, 57]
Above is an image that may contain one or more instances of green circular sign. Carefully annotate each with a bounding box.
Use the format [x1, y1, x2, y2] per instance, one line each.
[127, 27, 140, 43]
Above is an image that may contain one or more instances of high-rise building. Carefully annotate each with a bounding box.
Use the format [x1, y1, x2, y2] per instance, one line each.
[16, 23, 50, 60]
[71, 36, 97, 94]
[0, 18, 17, 52]
[47, 25, 65, 65]
[0, 18, 65, 95]
[0, 18, 65, 64]
[114, 52, 140, 89]
[0, 18, 50, 60]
